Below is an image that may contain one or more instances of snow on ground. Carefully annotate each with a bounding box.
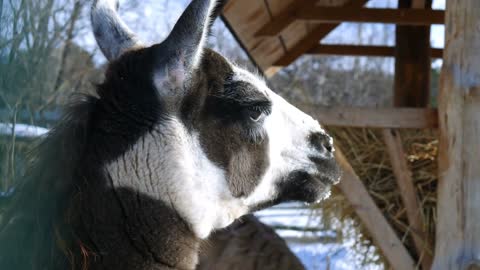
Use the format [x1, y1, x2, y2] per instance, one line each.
[256, 203, 383, 270]
[0, 123, 49, 139]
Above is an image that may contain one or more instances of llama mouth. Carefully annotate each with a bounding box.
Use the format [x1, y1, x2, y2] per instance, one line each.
[309, 156, 342, 186]
[271, 170, 337, 205]
[248, 171, 337, 212]
[312, 171, 342, 186]
[306, 175, 335, 202]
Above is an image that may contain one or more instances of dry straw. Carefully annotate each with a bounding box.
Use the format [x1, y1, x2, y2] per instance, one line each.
[320, 127, 438, 267]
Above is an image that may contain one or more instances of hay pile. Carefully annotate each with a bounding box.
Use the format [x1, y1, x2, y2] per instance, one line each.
[321, 127, 438, 267]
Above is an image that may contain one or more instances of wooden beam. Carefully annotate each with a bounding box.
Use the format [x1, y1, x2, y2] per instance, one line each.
[254, 0, 314, 37]
[265, 0, 369, 76]
[335, 148, 415, 270]
[432, 0, 480, 269]
[382, 129, 433, 269]
[307, 44, 443, 58]
[256, 2, 443, 38]
[295, 7, 444, 26]
[297, 105, 438, 129]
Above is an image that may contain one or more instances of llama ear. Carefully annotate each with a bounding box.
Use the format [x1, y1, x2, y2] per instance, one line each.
[153, 0, 225, 90]
[91, 0, 143, 61]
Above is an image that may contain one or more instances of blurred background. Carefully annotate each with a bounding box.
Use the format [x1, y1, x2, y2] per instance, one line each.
[0, 0, 445, 269]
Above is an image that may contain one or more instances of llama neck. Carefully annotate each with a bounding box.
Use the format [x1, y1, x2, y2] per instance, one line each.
[76, 183, 201, 270]
[102, 122, 248, 238]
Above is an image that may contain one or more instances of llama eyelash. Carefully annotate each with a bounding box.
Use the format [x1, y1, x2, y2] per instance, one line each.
[248, 105, 272, 115]
[212, 92, 272, 113]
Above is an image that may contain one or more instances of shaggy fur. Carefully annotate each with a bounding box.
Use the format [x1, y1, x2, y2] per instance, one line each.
[0, 0, 341, 269]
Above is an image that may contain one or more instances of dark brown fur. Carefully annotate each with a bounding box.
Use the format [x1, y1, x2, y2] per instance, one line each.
[184, 50, 271, 197]
[198, 215, 306, 270]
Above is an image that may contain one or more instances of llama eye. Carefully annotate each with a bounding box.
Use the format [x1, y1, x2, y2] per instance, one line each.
[246, 108, 264, 122]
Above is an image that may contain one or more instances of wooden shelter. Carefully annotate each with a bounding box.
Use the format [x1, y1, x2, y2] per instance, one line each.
[221, 1, 480, 270]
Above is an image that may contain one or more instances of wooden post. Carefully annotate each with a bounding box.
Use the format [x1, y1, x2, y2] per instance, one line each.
[394, 0, 432, 107]
[381, 1, 434, 268]
[432, 1, 480, 269]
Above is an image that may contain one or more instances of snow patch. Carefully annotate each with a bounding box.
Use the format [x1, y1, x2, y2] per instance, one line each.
[0, 123, 49, 139]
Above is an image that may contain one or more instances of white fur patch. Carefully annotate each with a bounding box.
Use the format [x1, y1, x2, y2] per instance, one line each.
[105, 117, 247, 239]
[230, 67, 329, 207]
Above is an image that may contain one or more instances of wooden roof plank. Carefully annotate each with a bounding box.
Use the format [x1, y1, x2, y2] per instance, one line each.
[222, 0, 287, 71]
[267, 0, 369, 74]
[222, 0, 272, 52]
[255, 0, 317, 37]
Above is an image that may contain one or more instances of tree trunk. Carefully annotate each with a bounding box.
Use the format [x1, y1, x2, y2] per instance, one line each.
[432, 1, 480, 269]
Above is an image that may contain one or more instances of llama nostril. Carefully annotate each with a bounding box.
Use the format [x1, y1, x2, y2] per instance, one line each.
[309, 132, 334, 156]
[324, 142, 333, 153]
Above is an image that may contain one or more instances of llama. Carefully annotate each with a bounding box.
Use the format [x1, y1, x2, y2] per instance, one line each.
[0, 0, 341, 269]
[198, 215, 306, 270]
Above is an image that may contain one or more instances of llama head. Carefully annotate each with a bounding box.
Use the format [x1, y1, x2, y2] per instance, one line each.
[91, 0, 341, 238]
